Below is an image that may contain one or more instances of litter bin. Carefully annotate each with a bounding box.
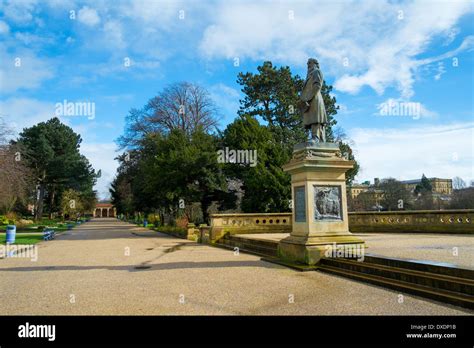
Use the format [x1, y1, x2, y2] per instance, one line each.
[143, 219, 148, 227]
[6, 225, 16, 244]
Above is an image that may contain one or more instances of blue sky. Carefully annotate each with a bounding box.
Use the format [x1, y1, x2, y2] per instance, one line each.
[1, 0, 473, 198]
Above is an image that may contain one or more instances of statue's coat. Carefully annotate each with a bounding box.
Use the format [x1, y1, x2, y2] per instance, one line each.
[301, 67, 328, 129]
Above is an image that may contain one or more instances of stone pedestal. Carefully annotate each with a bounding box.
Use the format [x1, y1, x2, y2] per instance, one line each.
[278, 141, 365, 265]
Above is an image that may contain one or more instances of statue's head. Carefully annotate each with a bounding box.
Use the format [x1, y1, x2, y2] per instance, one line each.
[307, 58, 319, 70]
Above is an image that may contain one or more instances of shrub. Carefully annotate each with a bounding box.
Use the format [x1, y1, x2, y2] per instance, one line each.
[155, 226, 187, 238]
[36, 218, 62, 226]
[16, 219, 34, 228]
[5, 212, 19, 224]
[0, 215, 8, 225]
[175, 216, 189, 229]
[146, 213, 160, 225]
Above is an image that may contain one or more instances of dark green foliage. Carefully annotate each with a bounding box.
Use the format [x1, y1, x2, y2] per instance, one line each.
[237, 61, 306, 146]
[415, 174, 433, 194]
[413, 174, 434, 210]
[222, 115, 291, 212]
[112, 128, 236, 223]
[16, 118, 98, 219]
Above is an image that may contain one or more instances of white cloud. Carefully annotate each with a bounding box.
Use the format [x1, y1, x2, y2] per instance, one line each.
[199, 0, 473, 100]
[443, 27, 460, 46]
[0, 0, 37, 23]
[0, 48, 54, 93]
[333, 4, 473, 99]
[14, 32, 55, 45]
[78, 6, 100, 27]
[0, 98, 55, 134]
[349, 122, 474, 184]
[417, 35, 474, 66]
[434, 62, 446, 81]
[123, 0, 183, 26]
[102, 20, 126, 50]
[0, 20, 10, 34]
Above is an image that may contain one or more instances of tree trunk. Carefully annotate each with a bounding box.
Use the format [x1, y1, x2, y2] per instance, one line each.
[201, 198, 211, 225]
[49, 187, 55, 219]
[35, 183, 45, 221]
[6, 197, 17, 214]
[159, 210, 165, 227]
[35, 170, 47, 221]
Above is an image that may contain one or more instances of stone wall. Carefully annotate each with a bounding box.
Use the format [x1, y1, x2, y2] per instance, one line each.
[186, 223, 211, 243]
[348, 209, 474, 234]
[208, 213, 292, 242]
[189, 210, 473, 243]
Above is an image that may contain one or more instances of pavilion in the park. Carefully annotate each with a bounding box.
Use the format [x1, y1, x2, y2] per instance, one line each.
[93, 202, 116, 218]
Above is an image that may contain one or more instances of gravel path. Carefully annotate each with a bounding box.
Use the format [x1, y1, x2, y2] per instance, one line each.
[0, 219, 470, 315]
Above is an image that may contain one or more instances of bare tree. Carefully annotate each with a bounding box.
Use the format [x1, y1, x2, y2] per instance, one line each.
[452, 176, 466, 190]
[449, 187, 474, 209]
[379, 178, 412, 211]
[0, 118, 33, 213]
[0, 116, 13, 145]
[118, 82, 220, 148]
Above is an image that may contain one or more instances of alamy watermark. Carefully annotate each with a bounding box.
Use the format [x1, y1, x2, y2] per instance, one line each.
[324, 242, 364, 262]
[378, 99, 421, 120]
[217, 147, 257, 167]
[55, 99, 95, 120]
[18, 322, 55, 341]
[0, 244, 38, 262]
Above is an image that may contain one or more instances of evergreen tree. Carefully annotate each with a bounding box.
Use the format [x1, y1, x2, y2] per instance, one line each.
[414, 174, 433, 195]
[16, 118, 98, 220]
[222, 115, 291, 213]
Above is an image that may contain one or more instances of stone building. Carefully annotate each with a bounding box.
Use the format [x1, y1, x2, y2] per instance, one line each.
[349, 183, 371, 199]
[401, 178, 453, 195]
[350, 177, 453, 198]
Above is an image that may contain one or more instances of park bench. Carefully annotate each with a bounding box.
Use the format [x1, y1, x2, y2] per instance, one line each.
[43, 228, 56, 241]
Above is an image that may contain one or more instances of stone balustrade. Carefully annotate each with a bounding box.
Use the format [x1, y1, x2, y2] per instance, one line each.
[208, 213, 292, 242]
[186, 223, 212, 243]
[348, 209, 474, 234]
[187, 210, 473, 243]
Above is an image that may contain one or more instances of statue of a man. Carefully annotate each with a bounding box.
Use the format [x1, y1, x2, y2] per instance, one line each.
[299, 58, 328, 142]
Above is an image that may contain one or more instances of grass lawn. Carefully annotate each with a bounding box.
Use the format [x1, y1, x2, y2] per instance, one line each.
[0, 225, 70, 233]
[0, 234, 44, 245]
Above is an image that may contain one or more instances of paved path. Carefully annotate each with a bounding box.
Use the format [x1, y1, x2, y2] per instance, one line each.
[0, 219, 470, 315]
[240, 232, 474, 269]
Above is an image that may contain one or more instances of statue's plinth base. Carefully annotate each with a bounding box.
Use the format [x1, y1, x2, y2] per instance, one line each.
[278, 235, 365, 265]
[278, 141, 365, 265]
